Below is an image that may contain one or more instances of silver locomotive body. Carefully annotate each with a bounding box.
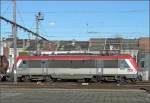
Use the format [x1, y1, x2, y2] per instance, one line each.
[16, 55, 139, 82]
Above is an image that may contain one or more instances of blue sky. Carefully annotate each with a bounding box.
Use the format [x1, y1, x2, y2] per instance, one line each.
[1, 1, 149, 40]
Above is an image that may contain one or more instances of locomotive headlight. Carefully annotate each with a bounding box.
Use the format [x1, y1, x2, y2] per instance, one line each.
[14, 70, 17, 74]
[6, 69, 10, 73]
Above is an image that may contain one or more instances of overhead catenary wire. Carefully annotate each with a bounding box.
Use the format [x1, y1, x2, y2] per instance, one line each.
[2, 9, 148, 14]
[0, 16, 49, 41]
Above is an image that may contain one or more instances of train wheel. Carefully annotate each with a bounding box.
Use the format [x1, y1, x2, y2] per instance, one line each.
[92, 76, 101, 83]
[138, 75, 142, 81]
[77, 79, 85, 83]
[84, 78, 91, 83]
[130, 78, 137, 84]
[0, 75, 8, 81]
[117, 76, 128, 85]
[96, 76, 102, 83]
[17, 77, 22, 82]
[44, 76, 52, 82]
[52, 78, 57, 82]
[21, 76, 31, 82]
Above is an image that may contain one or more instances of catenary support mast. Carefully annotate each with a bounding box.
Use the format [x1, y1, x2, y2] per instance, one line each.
[12, 0, 17, 83]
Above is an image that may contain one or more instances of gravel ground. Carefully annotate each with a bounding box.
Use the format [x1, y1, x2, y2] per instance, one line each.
[0, 88, 150, 103]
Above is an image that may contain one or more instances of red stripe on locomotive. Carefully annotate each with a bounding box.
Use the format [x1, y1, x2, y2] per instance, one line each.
[17, 55, 133, 61]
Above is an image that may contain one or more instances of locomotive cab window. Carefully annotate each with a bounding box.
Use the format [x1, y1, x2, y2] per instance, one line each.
[19, 60, 28, 68]
[119, 60, 130, 69]
[23, 61, 27, 64]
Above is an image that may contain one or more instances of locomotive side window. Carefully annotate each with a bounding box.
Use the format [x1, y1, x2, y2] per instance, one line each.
[28, 60, 41, 68]
[103, 60, 118, 68]
[82, 60, 85, 64]
[71, 60, 96, 68]
[96, 60, 103, 68]
[49, 60, 71, 68]
[41, 61, 46, 64]
[41, 60, 48, 68]
[48, 60, 96, 68]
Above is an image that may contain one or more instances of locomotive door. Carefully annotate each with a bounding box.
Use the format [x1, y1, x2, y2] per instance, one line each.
[96, 60, 103, 75]
[41, 60, 48, 75]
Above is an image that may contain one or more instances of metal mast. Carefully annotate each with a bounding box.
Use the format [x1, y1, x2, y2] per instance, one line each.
[0, 0, 2, 55]
[35, 12, 43, 55]
[0, 20, 1, 55]
[12, 0, 17, 83]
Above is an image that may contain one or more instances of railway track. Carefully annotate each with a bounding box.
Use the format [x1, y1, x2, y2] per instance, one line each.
[0, 81, 150, 90]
